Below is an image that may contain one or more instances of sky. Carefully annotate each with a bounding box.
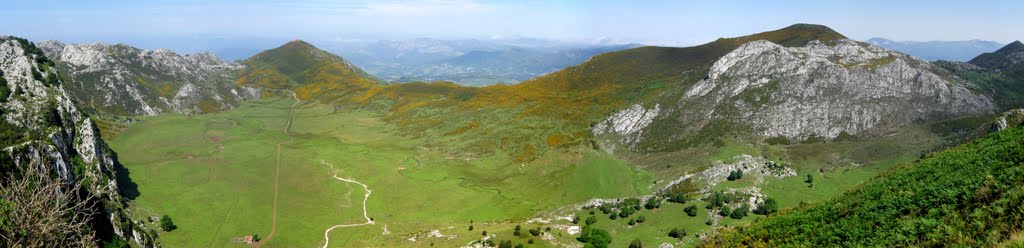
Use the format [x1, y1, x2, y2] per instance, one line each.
[1, 0, 1021, 56]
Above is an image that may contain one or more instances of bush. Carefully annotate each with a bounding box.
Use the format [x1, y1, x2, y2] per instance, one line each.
[636, 215, 646, 223]
[644, 197, 661, 209]
[665, 192, 687, 203]
[609, 212, 617, 220]
[730, 205, 749, 219]
[159, 215, 177, 232]
[753, 198, 779, 215]
[684, 205, 699, 217]
[628, 219, 636, 226]
[529, 228, 540, 236]
[629, 238, 643, 248]
[576, 226, 612, 248]
[718, 206, 732, 217]
[572, 215, 580, 224]
[586, 215, 598, 225]
[668, 227, 686, 238]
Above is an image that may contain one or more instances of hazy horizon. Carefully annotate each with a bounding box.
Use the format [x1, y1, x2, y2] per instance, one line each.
[3, 0, 1021, 57]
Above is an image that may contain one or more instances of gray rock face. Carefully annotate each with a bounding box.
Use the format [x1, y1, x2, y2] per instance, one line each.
[0, 37, 154, 246]
[598, 39, 994, 149]
[38, 40, 259, 116]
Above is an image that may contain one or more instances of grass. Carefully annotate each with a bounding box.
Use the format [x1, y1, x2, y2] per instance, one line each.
[110, 97, 654, 247]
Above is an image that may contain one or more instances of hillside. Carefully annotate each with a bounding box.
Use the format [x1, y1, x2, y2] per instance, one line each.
[705, 114, 1024, 247]
[358, 24, 853, 162]
[237, 40, 381, 100]
[38, 41, 259, 116]
[0, 37, 153, 247]
[969, 40, 1024, 80]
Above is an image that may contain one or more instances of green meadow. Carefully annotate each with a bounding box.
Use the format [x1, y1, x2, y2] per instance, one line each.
[110, 97, 653, 247]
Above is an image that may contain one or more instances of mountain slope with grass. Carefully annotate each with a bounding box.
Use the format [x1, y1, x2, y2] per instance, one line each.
[38, 41, 260, 116]
[0, 36, 154, 247]
[704, 112, 1024, 247]
[969, 41, 1024, 80]
[236, 40, 381, 100]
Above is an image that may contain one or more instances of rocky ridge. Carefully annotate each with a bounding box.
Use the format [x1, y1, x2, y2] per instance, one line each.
[0, 37, 153, 246]
[597, 38, 995, 149]
[38, 41, 260, 116]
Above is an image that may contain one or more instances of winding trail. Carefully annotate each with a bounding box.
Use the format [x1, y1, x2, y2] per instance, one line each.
[258, 90, 300, 247]
[319, 160, 374, 248]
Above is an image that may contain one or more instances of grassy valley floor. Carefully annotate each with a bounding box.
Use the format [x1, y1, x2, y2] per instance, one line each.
[110, 97, 653, 247]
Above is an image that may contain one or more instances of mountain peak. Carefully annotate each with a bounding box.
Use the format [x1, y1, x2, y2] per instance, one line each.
[282, 39, 316, 49]
[997, 40, 1024, 53]
[724, 23, 847, 48]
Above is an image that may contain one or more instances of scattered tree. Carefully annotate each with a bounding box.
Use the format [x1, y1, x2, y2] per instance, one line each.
[754, 198, 779, 215]
[576, 226, 612, 248]
[668, 227, 687, 238]
[160, 215, 177, 232]
[665, 192, 687, 203]
[718, 206, 732, 217]
[730, 205, 749, 219]
[684, 205, 699, 217]
[629, 238, 643, 248]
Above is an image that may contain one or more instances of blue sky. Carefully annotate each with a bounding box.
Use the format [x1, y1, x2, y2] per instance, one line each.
[2, 0, 1021, 54]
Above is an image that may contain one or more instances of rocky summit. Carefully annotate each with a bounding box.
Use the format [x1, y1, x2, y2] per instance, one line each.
[38, 41, 260, 116]
[596, 38, 994, 150]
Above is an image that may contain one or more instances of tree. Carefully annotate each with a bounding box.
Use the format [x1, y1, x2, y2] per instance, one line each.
[665, 192, 687, 203]
[498, 240, 513, 248]
[609, 212, 618, 220]
[514, 244, 524, 248]
[805, 174, 814, 183]
[576, 226, 612, 248]
[636, 215, 646, 223]
[469, 225, 474, 231]
[44, 71, 58, 86]
[160, 214, 177, 232]
[528, 239, 534, 244]
[482, 230, 488, 236]
[668, 227, 686, 238]
[628, 219, 636, 226]
[529, 228, 541, 236]
[252, 234, 261, 242]
[730, 205, 749, 219]
[754, 198, 779, 215]
[589, 209, 596, 215]
[572, 215, 580, 224]
[685, 205, 699, 217]
[644, 197, 661, 209]
[629, 238, 643, 248]
[719, 206, 732, 217]
[514, 225, 522, 236]
[586, 215, 598, 225]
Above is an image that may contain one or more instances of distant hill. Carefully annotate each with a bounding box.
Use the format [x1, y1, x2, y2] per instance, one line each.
[334, 38, 640, 86]
[236, 40, 381, 100]
[866, 38, 1003, 61]
[969, 40, 1024, 80]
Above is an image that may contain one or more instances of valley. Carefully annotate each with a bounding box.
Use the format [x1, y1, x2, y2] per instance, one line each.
[109, 96, 654, 247]
[2, 3, 1023, 247]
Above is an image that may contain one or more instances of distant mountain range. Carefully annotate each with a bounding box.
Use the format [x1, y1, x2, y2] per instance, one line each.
[331, 38, 641, 86]
[866, 38, 1004, 61]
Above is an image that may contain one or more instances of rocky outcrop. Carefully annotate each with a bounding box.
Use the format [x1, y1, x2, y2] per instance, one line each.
[1, 37, 154, 246]
[38, 40, 260, 116]
[598, 39, 995, 149]
[992, 109, 1024, 132]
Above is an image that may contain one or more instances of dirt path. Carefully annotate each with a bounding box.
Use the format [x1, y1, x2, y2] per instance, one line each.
[320, 160, 374, 248]
[258, 90, 300, 247]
